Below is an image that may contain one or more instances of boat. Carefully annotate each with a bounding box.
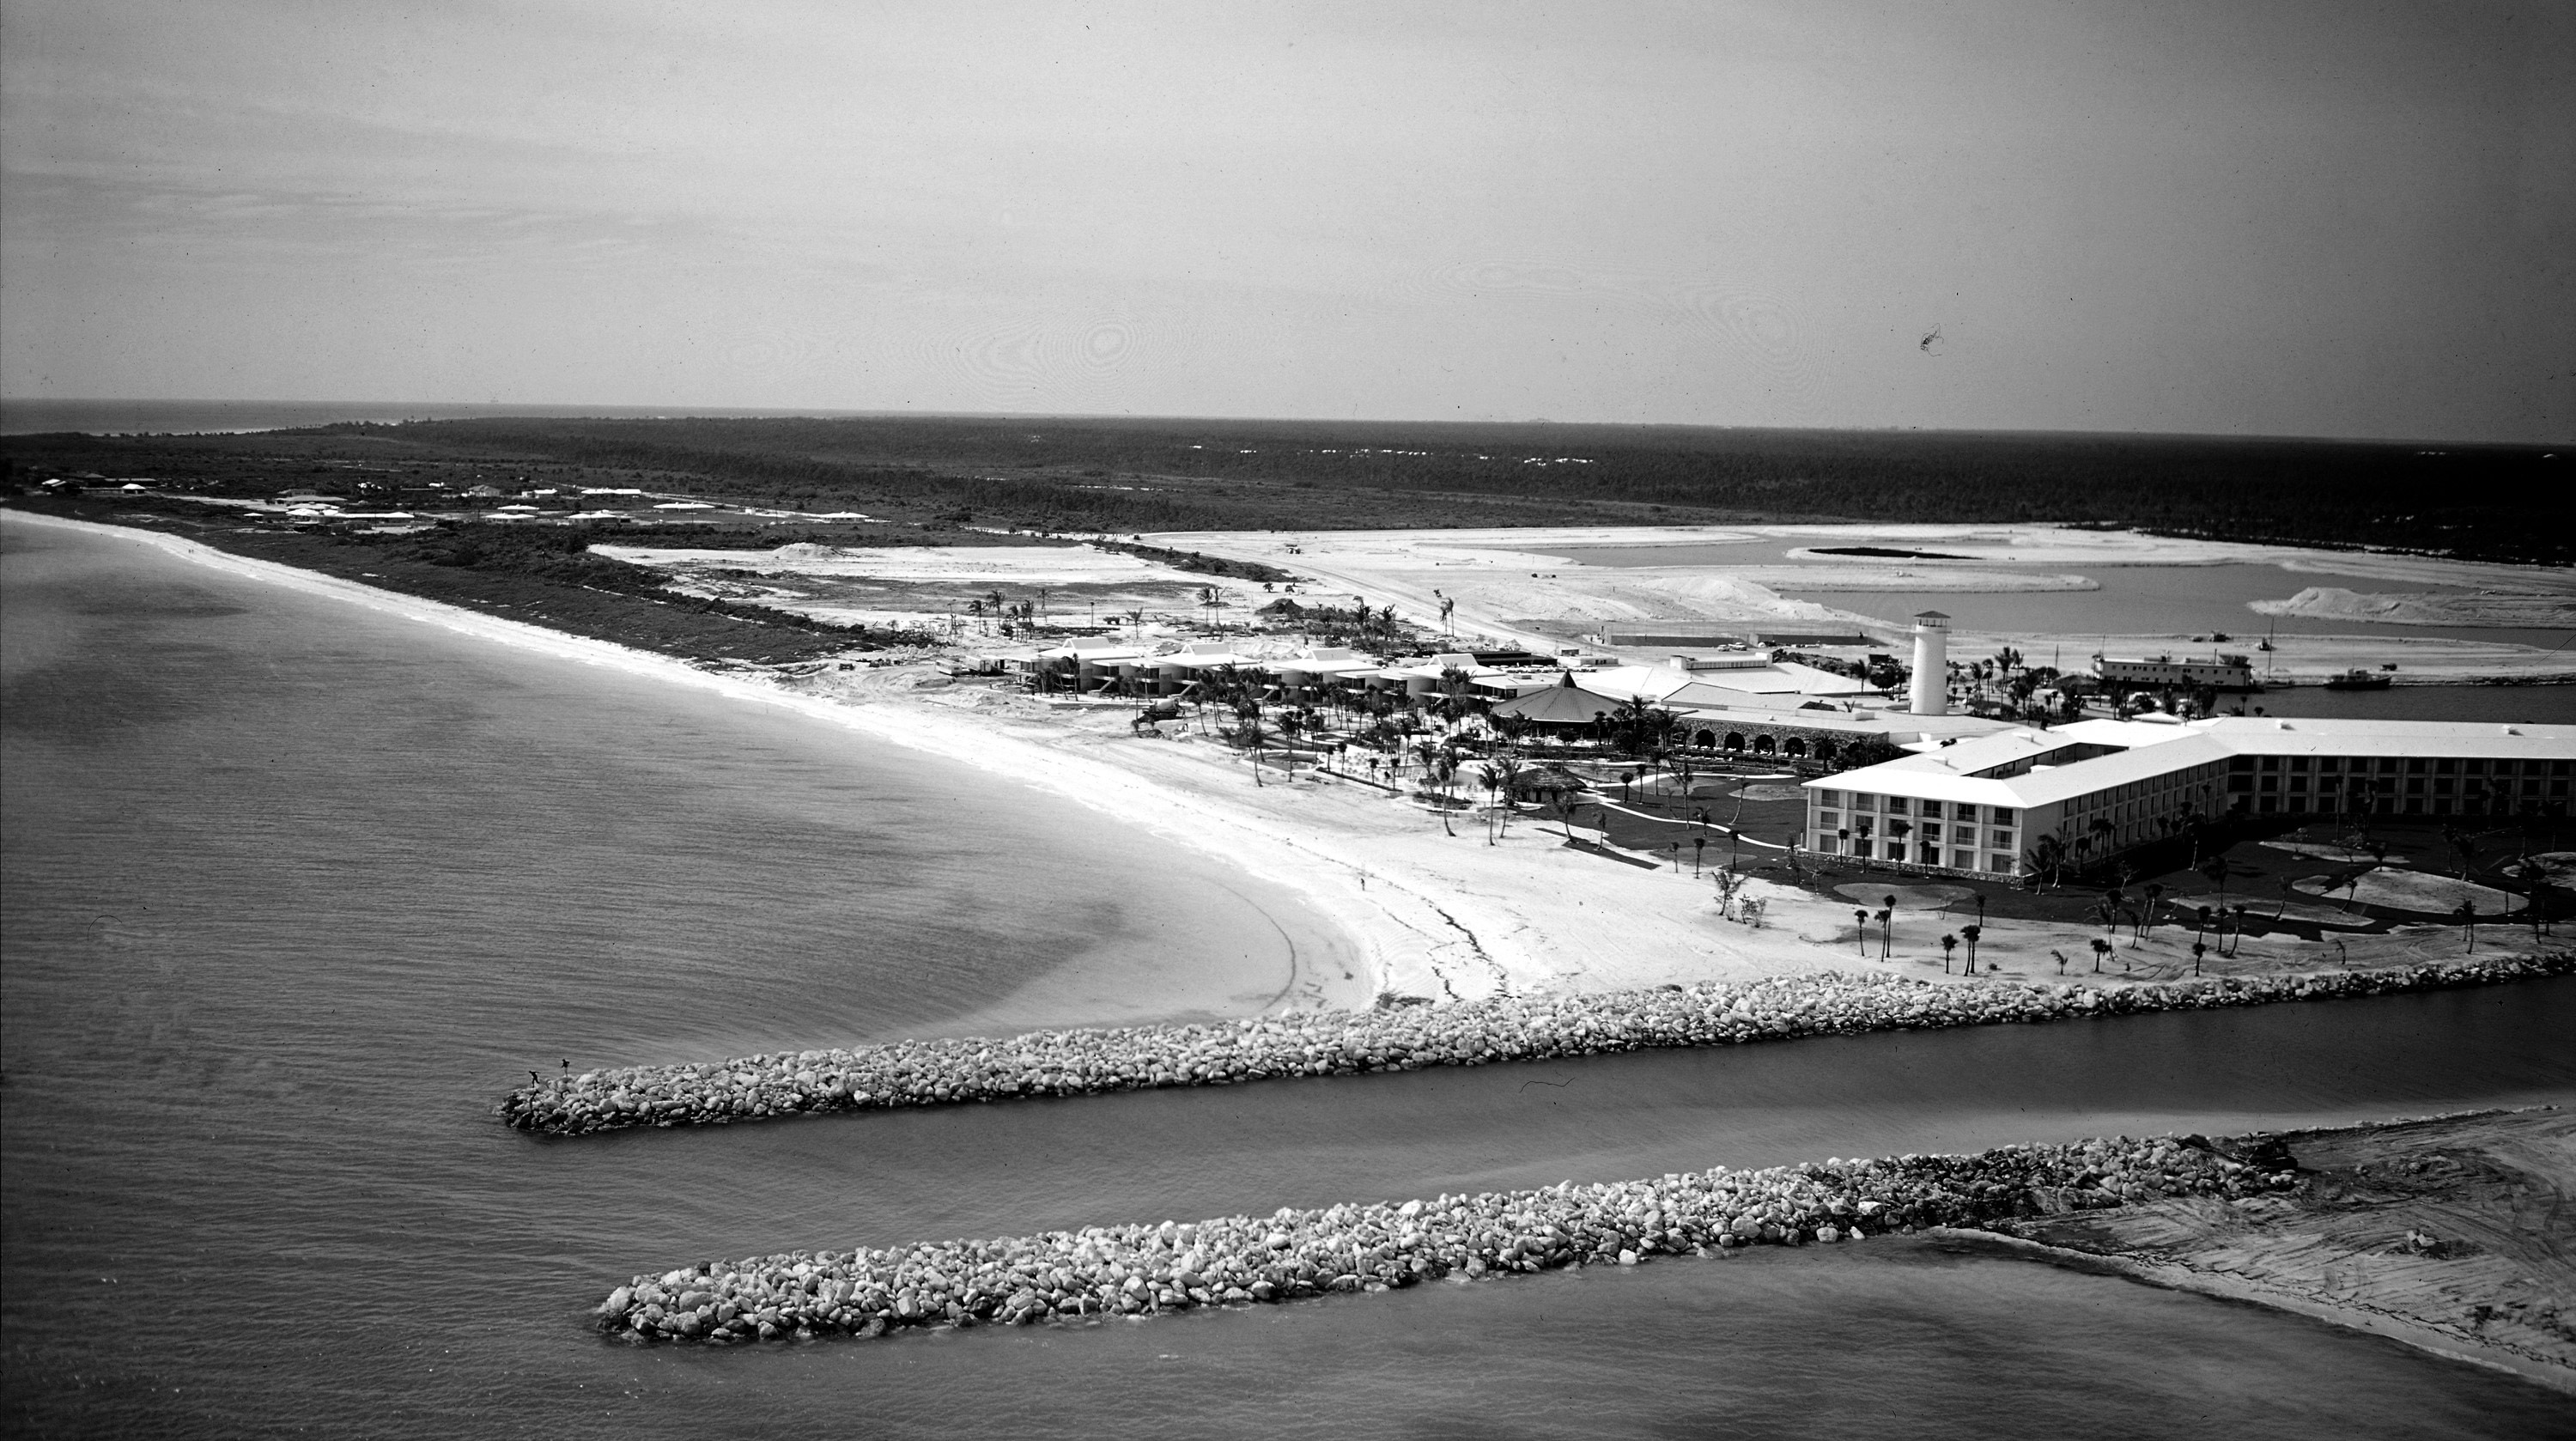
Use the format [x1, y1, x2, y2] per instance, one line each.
[2323, 669, 2394, 690]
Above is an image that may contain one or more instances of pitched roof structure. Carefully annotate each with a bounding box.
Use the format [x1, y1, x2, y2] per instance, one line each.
[1489, 672, 1625, 727]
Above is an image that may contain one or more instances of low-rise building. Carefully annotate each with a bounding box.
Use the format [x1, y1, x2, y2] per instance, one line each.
[2097, 654, 2257, 690]
[1802, 715, 2575, 876]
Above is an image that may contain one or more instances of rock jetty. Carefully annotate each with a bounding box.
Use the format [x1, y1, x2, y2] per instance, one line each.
[504, 954, 2569, 1136]
[595, 1129, 2300, 1342]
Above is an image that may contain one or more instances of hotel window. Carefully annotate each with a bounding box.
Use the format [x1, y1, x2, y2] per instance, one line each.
[2437, 758, 2458, 775]
[1990, 808, 2014, 824]
[1819, 812, 1838, 830]
[1921, 800, 1943, 819]
[1886, 797, 1909, 815]
[1991, 829, 2013, 848]
[1952, 848, 1976, 870]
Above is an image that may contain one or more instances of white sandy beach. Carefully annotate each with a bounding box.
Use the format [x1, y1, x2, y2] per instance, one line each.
[14, 511, 2537, 1025]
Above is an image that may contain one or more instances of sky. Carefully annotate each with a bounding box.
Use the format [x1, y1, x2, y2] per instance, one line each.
[3, 1, 2570, 441]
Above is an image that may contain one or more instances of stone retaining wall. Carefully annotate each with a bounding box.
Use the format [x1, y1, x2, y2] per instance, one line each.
[500, 953, 2572, 1136]
[595, 1129, 2300, 1342]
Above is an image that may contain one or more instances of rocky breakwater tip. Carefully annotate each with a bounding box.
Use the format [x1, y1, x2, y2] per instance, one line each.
[501, 954, 2572, 1137]
[596, 1131, 2301, 1343]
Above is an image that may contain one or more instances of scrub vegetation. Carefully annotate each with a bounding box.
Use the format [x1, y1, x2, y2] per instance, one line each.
[7, 416, 2567, 562]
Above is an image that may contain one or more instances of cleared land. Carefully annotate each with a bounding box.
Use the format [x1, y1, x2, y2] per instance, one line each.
[1151, 523, 2576, 684]
[2001, 1108, 2574, 1394]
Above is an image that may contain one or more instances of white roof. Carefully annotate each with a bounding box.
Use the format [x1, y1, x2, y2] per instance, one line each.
[2193, 715, 2576, 757]
[1810, 714, 2576, 809]
[1037, 641, 1146, 660]
[1579, 660, 1868, 703]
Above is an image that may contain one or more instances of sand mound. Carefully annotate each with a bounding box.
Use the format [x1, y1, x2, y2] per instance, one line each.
[2263, 840, 2410, 866]
[2290, 869, 2525, 915]
[1833, 883, 1977, 911]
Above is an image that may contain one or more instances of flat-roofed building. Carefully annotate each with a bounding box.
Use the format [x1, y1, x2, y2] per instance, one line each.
[1802, 715, 2575, 876]
[2097, 654, 2257, 690]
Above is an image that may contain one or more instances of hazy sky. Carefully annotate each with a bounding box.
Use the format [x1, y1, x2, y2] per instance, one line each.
[3, 1, 2570, 441]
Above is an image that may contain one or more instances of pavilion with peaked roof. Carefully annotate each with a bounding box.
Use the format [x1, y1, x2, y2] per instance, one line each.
[1488, 672, 1626, 728]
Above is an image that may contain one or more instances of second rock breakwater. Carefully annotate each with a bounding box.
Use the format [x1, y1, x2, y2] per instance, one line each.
[596, 1128, 2304, 1342]
[501, 953, 2571, 1135]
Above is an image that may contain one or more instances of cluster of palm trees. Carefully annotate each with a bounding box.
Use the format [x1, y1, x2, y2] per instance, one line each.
[964, 589, 1040, 635]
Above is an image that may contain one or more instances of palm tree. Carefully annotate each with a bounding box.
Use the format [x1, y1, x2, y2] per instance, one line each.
[2190, 939, 2208, 976]
[1889, 819, 1914, 869]
[1874, 908, 1893, 958]
[2444, 824, 2478, 880]
[1960, 923, 1982, 970]
[2227, 903, 2250, 957]
[1487, 751, 1524, 842]
[2021, 831, 2069, 891]
[2457, 901, 2477, 952]
[2051, 948, 2069, 975]
[1239, 716, 1270, 785]
[2200, 854, 2233, 915]
[1940, 933, 1959, 973]
[2141, 883, 2165, 943]
[1417, 742, 1459, 836]
[2089, 937, 2112, 972]
[1853, 909, 1872, 955]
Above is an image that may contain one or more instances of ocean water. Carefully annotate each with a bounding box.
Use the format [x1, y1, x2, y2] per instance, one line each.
[6, 517, 2573, 1438]
[0, 398, 879, 437]
[2225, 685, 2576, 725]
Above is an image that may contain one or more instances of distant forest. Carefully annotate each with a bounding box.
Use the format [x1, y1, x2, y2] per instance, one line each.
[8, 415, 2565, 562]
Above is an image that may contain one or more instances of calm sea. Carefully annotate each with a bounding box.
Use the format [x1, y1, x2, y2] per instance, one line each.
[5, 517, 2573, 1438]
[0, 399, 884, 437]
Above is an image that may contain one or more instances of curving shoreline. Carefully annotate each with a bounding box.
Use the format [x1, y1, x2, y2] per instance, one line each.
[595, 1127, 2301, 1343]
[504, 953, 2573, 1136]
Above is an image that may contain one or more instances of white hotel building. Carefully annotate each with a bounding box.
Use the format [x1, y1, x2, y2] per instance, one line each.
[1803, 715, 2575, 877]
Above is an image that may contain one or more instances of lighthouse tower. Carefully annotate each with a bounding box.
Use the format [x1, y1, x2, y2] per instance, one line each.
[1909, 611, 1950, 715]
